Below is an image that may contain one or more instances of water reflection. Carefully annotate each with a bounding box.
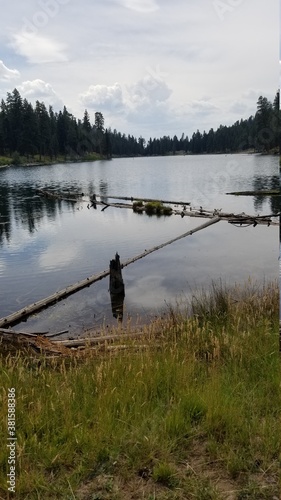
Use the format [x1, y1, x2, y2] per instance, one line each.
[99, 180, 108, 204]
[0, 163, 279, 247]
[0, 183, 102, 245]
[252, 175, 280, 214]
[0, 184, 11, 243]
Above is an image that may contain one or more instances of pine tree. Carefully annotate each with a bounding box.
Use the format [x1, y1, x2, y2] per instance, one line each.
[94, 112, 105, 155]
[22, 99, 38, 157]
[6, 89, 24, 154]
[255, 96, 273, 151]
[35, 101, 51, 160]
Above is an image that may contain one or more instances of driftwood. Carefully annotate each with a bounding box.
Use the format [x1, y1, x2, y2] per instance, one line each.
[120, 217, 221, 268]
[0, 330, 70, 356]
[228, 217, 272, 227]
[54, 331, 147, 348]
[0, 269, 110, 329]
[0, 217, 220, 329]
[36, 188, 80, 203]
[98, 194, 191, 206]
[93, 197, 278, 226]
[0, 328, 39, 337]
[174, 209, 279, 226]
[226, 190, 280, 196]
[44, 330, 69, 338]
[36, 189, 279, 226]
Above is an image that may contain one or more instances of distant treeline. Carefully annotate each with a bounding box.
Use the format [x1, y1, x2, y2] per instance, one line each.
[0, 89, 279, 162]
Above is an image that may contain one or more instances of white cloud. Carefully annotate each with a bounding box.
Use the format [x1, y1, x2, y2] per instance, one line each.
[78, 73, 173, 135]
[39, 242, 78, 270]
[189, 100, 219, 114]
[117, 0, 159, 13]
[0, 0, 276, 139]
[79, 83, 125, 111]
[18, 79, 64, 109]
[0, 60, 20, 81]
[228, 101, 249, 115]
[129, 74, 172, 107]
[10, 33, 68, 64]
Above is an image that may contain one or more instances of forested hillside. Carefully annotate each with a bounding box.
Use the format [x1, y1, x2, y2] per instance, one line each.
[0, 89, 279, 162]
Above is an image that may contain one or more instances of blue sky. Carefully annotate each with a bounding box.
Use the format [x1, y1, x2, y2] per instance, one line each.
[0, 0, 279, 140]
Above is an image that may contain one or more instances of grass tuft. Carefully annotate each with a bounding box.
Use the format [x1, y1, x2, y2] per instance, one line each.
[0, 280, 279, 499]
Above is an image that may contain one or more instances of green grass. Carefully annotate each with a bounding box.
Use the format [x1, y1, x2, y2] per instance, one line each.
[81, 152, 102, 162]
[132, 200, 173, 216]
[132, 200, 144, 212]
[0, 281, 279, 499]
[0, 155, 12, 166]
[144, 201, 173, 216]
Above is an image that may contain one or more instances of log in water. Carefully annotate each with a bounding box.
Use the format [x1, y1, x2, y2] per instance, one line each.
[0, 217, 220, 328]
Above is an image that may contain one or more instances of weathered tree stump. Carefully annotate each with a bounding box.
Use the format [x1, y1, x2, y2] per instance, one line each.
[109, 253, 125, 321]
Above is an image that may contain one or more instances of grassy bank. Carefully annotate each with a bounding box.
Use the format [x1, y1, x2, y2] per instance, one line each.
[0, 281, 279, 499]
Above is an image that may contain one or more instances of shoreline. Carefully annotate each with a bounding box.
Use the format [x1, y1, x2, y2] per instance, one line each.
[0, 150, 278, 169]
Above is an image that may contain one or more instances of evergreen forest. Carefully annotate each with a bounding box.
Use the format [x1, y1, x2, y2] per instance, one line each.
[0, 88, 279, 163]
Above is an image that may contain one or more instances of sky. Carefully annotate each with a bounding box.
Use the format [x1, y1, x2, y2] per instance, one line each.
[0, 0, 279, 140]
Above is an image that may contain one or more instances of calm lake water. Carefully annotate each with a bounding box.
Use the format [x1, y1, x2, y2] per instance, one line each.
[0, 154, 279, 336]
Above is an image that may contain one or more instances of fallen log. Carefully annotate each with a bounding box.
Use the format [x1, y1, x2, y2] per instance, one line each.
[36, 188, 79, 203]
[226, 190, 280, 196]
[55, 331, 147, 348]
[228, 217, 272, 226]
[0, 269, 110, 329]
[174, 210, 279, 225]
[97, 194, 191, 206]
[121, 217, 221, 268]
[0, 217, 220, 329]
[44, 330, 69, 338]
[0, 331, 70, 356]
[0, 328, 39, 337]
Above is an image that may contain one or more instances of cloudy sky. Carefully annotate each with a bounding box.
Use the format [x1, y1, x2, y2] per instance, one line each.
[0, 0, 279, 140]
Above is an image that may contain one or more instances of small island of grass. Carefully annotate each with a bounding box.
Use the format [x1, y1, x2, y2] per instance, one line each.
[133, 200, 173, 215]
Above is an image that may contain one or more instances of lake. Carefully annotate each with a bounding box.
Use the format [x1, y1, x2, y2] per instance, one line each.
[0, 154, 279, 336]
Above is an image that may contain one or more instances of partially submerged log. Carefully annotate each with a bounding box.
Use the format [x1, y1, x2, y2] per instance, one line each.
[226, 190, 280, 196]
[36, 189, 279, 226]
[0, 269, 110, 329]
[0, 217, 220, 328]
[0, 328, 39, 337]
[228, 217, 273, 227]
[120, 217, 220, 268]
[174, 209, 279, 226]
[99, 194, 191, 206]
[36, 188, 81, 202]
[45, 330, 69, 338]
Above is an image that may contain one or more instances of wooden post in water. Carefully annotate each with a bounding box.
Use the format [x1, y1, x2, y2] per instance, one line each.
[109, 253, 125, 321]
